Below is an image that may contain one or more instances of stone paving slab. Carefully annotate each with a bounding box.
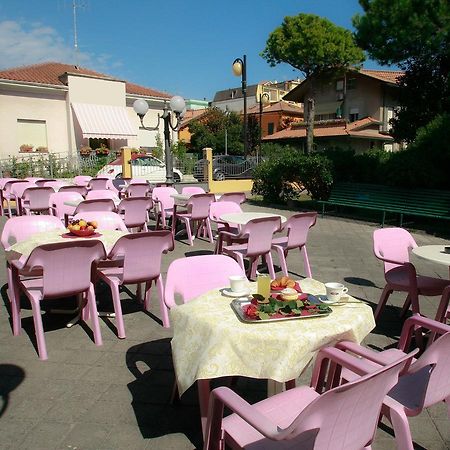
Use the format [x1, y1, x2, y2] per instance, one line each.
[0, 204, 449, 449]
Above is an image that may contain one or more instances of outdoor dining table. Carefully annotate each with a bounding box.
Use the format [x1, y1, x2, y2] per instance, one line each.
[170, 277, 375, 437]
[220, 211, 287, 227]
[412, 245, 450, 271]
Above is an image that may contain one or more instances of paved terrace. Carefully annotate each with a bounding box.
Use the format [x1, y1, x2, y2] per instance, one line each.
[0, 203, 448, 450]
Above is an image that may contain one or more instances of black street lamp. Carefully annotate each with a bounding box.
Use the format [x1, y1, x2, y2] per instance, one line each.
[232, 55, 248, 157]
[259, 92, 270, 156]
[133, 96, 186, 185]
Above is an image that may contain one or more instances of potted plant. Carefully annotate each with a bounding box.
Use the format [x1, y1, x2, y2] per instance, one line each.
[95, 144, 110, 156]
[19, 144, 33, 153]
[35, 146, 48, 153]
[79, 145, 92, 156]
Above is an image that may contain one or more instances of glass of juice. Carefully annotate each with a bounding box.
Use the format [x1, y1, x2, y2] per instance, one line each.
[257, 274, 271, 300]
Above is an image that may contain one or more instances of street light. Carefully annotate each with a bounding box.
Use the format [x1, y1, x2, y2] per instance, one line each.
[232, 54, 248, 156]
[133, 96, 186, 185]
[259, 92, 270, 157]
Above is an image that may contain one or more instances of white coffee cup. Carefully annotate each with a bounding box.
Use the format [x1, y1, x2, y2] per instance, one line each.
[324, 282, 348, 303]
[229, 275, 246, 293]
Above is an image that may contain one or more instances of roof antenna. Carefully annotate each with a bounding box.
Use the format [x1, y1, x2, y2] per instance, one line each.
[72, 0, 87, 67]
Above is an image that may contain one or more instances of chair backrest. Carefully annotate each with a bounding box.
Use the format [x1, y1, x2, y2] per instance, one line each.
[181, 186, 206, 195]
[108, 231, 173, 283]
[21, 240, 106, 298]
[126, 183, 151, 198]
[373, 227, 417, 273]
[239, 216, 281, 257]
[164, 255, 245, 308]
[118, 197, 153, 228]
[43, 181, 68, 190]
[22, 187, 54, 211]
[209, 201, 242, 224]
[283, 212, 317, 249]
[86, 189, 119, 202]
[395, 331, 450, 411]
[35, 179, 56, 187]
[2, 180, 24, 198]
[0, 178, 18, 189]
[58, 185, 88, 196]
[73, 175, 92, 187]
[218, 192, 246, 205]
[72, 211, 128, 231]
[276, 351, 415, 449]
[152, 186, 178, 210]
[49, 192, 83, 220]
[187, 193, 216, 220]
[11, 181, 34, 199]
[1, 215, 65, 249]
[74, 199, 116, 215]
[24, 177, 44, 183]
[87, 178, 109, 190]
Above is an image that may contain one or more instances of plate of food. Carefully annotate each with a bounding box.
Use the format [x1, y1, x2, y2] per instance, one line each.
[65, 219, 100, 237]
[270, 276, 302, 292]
[230, 289, 332, 323]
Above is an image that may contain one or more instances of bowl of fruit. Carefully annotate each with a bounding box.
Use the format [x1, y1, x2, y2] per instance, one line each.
[67, 219, 98, 237]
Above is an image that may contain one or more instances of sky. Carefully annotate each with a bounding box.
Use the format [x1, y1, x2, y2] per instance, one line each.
[0, 0, 387, 101]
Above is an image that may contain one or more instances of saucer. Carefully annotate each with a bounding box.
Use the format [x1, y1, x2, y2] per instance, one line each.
[222, 288, 251, 298]
[317, 294, 342, 304]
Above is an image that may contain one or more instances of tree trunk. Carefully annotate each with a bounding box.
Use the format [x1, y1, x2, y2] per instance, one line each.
[306, 80, 315, 154]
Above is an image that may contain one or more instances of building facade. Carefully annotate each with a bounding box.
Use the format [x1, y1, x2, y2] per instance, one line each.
[0, 62, 177, 158]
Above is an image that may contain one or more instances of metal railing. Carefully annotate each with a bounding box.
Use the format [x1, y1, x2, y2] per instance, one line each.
[192, 155, 261, 181]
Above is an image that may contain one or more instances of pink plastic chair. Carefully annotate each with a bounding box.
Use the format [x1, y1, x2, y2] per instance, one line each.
[319, 314, 450, 450]
[181, 186, 206, 195]
[152, 186, 178, 229]
[10, 181, 34, 216]
[58, 185, 88, 196]
[164, 255, 245, 326]
[73, 175, 92, 187]
[97, 231, 174, 334]
[0, 178, 18, 216]
[87, 177, 110, 190]
[125, 183, 151, 198]
[24, 177, 44, 183]
[1, 215, 66, 307]
[271, 212, 317, 278]
[35, 179, 56, 187]
[72, 211, 128, 231]
[10, 240, 105, 360]
[49, 191, 83, 222]
[21, 186, 55, 215]
[43, 180, 68, 190]
[118, 197, 153, 231]
[220, 216, 282, 279]
[204, 347, 416, 450]
[373, 228, 449, 320]
[209, 201, 244, 253]
[174, 193, 216, 246]
[73, 199, 116, 215]
[218, 192, 246, 205]
[86, 189, 119, 202]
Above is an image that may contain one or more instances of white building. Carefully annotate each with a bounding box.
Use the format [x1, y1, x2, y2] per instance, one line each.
[0, 62, 177, 158]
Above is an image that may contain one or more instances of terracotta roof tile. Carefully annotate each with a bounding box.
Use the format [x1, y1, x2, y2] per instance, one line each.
[248, 101, 303, 115]
[359, 69, 404, 84]
[0, 62, 171, 98]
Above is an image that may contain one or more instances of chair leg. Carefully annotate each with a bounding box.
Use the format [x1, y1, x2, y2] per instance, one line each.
[183, 218, 194, 246]
[274, 245, 288, 277]
[301, 245, 312, 278]
[374, 285, 393, 322]
[435, 288, 450, 323]
[249, 257, 258, 279]
[28, 298, 47, 360]
[205, 218, 214, 243]
[400, 295, 412, 318]
[143, 280, 152, 312]
[156, 275, 170, 328]
[265, 252, 276, 279]
[109, 281, 126, 339]
[87, 284, 103, 345]
[384, 405, 415, 450]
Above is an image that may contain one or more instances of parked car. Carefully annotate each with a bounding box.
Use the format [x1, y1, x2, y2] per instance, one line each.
[97, 154, 183, 183]
[193, 155, 256, 181]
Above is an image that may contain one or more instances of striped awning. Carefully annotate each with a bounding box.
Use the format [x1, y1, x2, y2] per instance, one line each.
[71, 102, 137, 139]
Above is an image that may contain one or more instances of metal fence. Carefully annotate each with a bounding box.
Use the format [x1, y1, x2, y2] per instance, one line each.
[192, 155, 261, 181]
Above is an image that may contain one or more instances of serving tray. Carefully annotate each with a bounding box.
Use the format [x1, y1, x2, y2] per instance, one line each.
[230, 294, 332, 324]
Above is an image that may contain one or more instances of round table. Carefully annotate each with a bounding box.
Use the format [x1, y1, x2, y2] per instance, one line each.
[412, 245, 450, 267]
[220, 211, 287, 225]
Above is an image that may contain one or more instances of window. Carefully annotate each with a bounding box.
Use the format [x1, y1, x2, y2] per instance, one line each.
[336, 79, 344, 91]
[17, 119, 47, 149]
[349, 108, 359, 122]
[315, 113, 337, 121]
[267, 122, 275, 135]
[347, 78, 357, 90]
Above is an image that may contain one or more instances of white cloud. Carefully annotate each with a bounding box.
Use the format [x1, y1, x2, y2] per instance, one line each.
[0, 20, 118, 72]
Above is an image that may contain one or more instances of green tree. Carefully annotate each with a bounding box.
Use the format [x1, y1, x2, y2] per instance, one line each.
[261, 13, 365, 154]
[353, 0, 450, 142]
[189, 107, 244, 155]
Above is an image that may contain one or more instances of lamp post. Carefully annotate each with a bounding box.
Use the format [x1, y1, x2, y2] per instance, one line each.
[232, 54, 248, 157]
[258, 92, 270, 158]
[133, 96, 186, 185]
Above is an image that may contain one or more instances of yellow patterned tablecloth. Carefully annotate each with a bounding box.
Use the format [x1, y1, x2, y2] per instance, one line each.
[7, 229, 127, 258]
[170, 278, 375, 395]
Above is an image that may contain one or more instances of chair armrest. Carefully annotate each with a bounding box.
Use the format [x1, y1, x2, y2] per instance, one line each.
[398, 314, 450, 351]
[207, 387, 280, 441]
[335, 341, 390, 364]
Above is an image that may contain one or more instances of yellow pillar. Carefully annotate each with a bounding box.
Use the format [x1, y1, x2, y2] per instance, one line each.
[121, 147, 132, 179]
[203, 147, 213, 190]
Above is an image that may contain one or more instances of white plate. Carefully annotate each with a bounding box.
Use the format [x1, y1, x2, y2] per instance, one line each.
[221, 288, 251, 298]
[317, 294, 346, 304]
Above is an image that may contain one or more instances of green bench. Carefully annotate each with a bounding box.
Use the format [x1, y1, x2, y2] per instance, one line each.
[318, 182, 450, 226]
